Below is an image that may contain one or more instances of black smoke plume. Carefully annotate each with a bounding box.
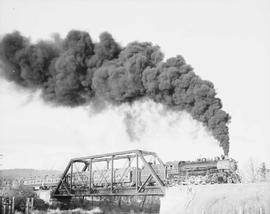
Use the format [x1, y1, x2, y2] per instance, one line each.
[0, 30, 230, 154]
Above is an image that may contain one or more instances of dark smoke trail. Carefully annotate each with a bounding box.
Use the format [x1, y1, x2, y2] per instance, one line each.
[123, 110, 146, 142]
[0, 30, 230, 154]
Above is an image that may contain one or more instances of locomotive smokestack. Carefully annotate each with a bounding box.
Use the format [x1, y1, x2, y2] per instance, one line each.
[0, 30, 230, 155]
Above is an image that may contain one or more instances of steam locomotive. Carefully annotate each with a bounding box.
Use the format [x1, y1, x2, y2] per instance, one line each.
[165, 156, 240, 185]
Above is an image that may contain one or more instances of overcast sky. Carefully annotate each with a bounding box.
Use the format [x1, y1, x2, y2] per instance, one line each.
[0, 0, 269, 169]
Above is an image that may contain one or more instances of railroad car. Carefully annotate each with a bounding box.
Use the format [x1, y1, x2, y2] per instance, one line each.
[23, 175, 59, 190]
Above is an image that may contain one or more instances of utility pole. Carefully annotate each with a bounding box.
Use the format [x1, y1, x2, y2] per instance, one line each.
[0, 154, 3, 167]
[0, 154, 3, 187]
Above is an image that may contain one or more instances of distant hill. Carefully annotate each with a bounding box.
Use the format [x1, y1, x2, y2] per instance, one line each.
[0, 169, 61, 179]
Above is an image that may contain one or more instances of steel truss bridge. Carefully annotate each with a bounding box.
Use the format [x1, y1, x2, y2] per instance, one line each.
[51, 150, 166, 200]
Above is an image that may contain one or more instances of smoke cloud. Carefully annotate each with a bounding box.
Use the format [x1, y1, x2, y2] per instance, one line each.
[0, 30, 230, 154]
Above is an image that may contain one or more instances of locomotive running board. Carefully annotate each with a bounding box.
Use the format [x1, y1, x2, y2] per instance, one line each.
[51, 150, 166, 199]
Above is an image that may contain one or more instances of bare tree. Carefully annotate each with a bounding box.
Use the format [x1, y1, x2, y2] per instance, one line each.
[259, 162, 266, 181]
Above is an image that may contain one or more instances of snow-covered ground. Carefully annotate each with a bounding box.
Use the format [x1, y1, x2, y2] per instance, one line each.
[160, 183, 270, 214]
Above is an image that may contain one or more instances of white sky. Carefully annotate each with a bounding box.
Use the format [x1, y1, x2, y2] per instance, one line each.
[0, 0, 269, 170]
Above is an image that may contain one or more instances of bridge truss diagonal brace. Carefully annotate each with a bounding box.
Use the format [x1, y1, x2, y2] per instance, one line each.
[53, 159, 89, 195]
[135, 150, 165, 194]
[54, 161, 72, 196]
